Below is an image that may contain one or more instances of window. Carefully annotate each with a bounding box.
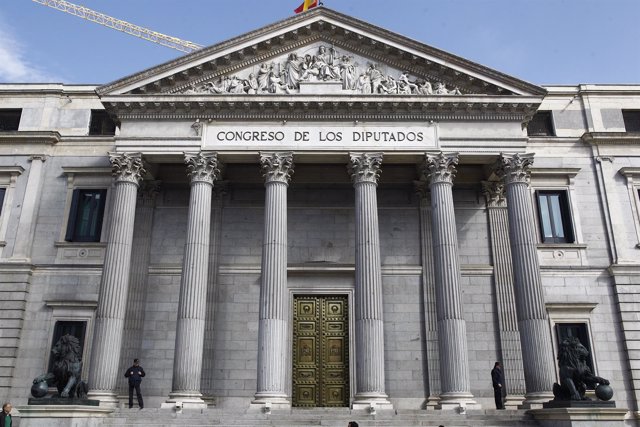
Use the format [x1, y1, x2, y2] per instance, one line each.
[47, 320, 87, 374]
[89, 110, 117, 136]
[623, 110, 640, 133]
[0, 188, 5, 216]
[0, 109, 21, 131]
[65, 189, 107, 242]
[527, 111, 555, 136]
[536, 190, 574, 243]
[555, 323, 594, 375]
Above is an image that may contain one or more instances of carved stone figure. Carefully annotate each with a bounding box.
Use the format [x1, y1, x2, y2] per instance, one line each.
[32, 334, 88, 399]
[176, 44, 469, 96]
[552, 337, 610, 401]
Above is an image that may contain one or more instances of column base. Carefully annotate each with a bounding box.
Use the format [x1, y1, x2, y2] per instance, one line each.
[162, 391, 207, 410]
[86, 391, 120, 408]
[250, 393, 290, 413]
[521, 391, 554, 409]
[436, 392, 480, 411]
[424, 395, 441, 410]
[352, 393, 393, 413]
[504, 394, 526, 410]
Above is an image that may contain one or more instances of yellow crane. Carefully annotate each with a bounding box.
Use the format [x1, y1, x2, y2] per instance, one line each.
[32, 0, 203, 53]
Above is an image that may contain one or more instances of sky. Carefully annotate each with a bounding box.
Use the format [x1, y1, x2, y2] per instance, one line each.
[0, 0, 639, 86]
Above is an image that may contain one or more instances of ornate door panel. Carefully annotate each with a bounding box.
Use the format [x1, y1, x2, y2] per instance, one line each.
[293, 295, 349, 407]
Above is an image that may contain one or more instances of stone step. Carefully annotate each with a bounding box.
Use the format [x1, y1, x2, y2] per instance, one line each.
[98, 408, 540, 427]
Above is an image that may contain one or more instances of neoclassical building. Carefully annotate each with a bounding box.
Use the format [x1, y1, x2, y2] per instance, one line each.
[1, 7, 640, 423]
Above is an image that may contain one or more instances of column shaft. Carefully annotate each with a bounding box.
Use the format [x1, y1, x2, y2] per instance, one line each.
[348, 152, 390, 405]
[496, 154, 555, 403]
[255, 152, 293, 404]
[88, 153, 145, 405]
[168, 153, 219, 406]
[415, 182, 441, 407]
[12, 155, 46, 260]
[423, 153, 476, 408]
[483, 181, 526, 407]
[118, 181, 159, 395]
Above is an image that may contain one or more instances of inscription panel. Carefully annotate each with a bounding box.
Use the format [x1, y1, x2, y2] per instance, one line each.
[203, 123, 437, 152]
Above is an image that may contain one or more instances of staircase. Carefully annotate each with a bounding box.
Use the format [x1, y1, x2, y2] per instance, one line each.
[100, 408, 540, 427]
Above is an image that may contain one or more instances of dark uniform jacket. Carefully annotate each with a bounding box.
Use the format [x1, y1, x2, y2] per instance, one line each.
[491, 366, 504, 389]
[124, 365, 146, 385]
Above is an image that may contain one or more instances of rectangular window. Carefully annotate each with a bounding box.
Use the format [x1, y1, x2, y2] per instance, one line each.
[65, 189, 107, 242]
[536, 190, 574, 243]
[623, 110, 640, 133]
[47, 321, 87, 374]
[527, 111, 555, 136]
[0, 109, 22, 131]
[89, 110, 117, 136]
[0, 188, 5, 216]
[556, 323, 594, 374]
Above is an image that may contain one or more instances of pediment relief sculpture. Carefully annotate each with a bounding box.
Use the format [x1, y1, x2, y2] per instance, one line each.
[177, 44, 465, 96]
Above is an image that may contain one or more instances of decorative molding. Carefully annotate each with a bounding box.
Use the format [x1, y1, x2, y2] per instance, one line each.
[422, 152, 458, 185]
[495, 153, 534, 185]
[348, 152, 383, 184]
[260, 152, 295, 184]
[45, 300, 98, 310]
[545, 302, 597, 314]
[109, 152, 146, 185]
[582, 132, 640, 145]
[184, 152, 221, 184]
[481, 180, 506, 208]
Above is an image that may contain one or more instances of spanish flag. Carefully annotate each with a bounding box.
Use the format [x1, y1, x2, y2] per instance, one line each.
[294, 0, 318, 13]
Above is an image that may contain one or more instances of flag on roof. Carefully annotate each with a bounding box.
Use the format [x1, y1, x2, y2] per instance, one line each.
[294, 0, 318, 13]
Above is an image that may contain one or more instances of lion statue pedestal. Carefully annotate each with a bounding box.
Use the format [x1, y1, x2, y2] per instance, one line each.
[528, 337, 629, 427]
[27, 334, 97, 406]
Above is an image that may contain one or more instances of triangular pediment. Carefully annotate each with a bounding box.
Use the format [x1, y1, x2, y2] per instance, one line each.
[97, 8, 545, 99]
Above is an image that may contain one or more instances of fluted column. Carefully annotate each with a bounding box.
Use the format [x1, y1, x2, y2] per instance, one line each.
[254, 152, 294, 405]
[118, 180, 160, 395]
[348, 152, 391, 407]
[495, 153, 555, 405]
[482, 181, 526, 408]
[201, 182, 228, 402]
[167, 152, 220, 407]
[414, 181, 441, 409]
[88, 153, 146, 406]
[422, 153, 476, 409]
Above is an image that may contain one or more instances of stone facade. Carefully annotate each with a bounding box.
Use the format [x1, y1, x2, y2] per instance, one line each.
[0, 8, 639, 423]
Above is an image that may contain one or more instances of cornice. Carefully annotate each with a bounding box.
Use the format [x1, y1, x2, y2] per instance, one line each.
[0, 131, 61, 145]
[102, 95, 541, 121]
[582, 132, 640, 145]
[96, 8, 545, 97]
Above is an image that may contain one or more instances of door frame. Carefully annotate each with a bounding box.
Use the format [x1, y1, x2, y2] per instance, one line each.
[288, 287, 355, 407]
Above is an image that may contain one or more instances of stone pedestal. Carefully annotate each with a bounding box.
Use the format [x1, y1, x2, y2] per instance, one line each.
[253, 152, 294, 407]
[17, 405, 114, 427]
[529, 406, 629, 427]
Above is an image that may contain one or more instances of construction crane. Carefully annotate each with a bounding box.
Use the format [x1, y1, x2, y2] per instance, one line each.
[32, 0, 203, 53]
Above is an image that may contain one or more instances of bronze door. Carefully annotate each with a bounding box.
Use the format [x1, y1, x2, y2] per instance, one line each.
[293, 295, 349, 407]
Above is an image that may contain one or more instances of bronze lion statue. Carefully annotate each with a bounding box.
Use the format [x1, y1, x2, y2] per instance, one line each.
[33, 334, 88, 398]
[553, 337, 609, 401]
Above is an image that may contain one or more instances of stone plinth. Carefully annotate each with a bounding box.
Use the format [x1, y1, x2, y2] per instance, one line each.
[17, 405, 114, 427]
[28, 398, 99, 406]
[529, 406, 629, 427]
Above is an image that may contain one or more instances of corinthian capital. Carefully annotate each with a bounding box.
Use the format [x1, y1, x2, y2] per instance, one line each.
[495, 153, 534, 185]
[482, 181, 506, 208]
[260, 152, 294, 184]
[110, 152, 146, 185]
[422, 152, 458, 185]
[185, 152, 221, 185]
[348, 152, 383, 184]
